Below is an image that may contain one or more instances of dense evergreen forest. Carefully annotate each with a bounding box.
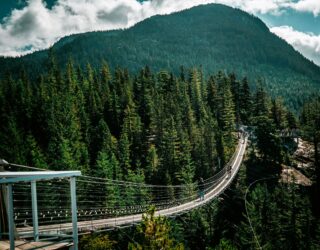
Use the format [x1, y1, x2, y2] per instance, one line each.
[1, 51, 320, 248]
[1, 4, 320, 112]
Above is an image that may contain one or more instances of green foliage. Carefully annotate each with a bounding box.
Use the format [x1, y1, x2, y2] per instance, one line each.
[239, 183, 317, 250]
[271, 98, 287, 129]
[1, 4, 320, 111]
[0, 59, 251, 186]
[301, 98, 320, 170]
[181, 208, 211, 249]
[80, 234, 116, 250]
[213, 238, 237, 250]
[300, 97, 320, 214]
[255, 116, 284, 163]
[220, 78, 236, 146]
[239, 77, 252, 125]
[26, 134, 47, 169]
[128, 206, 184, 250]
[253, 84, 269, 118]
[1, 41, 319, 249]
[125, 169, 149, 206]
[96, 151, 117, 179]
[145, 144, 159, 183]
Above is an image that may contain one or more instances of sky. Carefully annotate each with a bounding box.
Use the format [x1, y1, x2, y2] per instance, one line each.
[0, 0, 319, 66]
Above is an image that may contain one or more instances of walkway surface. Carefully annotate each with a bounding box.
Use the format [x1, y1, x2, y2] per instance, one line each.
[16, 135, 248, 236]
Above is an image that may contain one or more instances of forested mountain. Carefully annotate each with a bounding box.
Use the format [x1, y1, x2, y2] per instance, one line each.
[1, 4, 320, 111]
[1, 55, 319, 249]
[1, 3, 320, 249]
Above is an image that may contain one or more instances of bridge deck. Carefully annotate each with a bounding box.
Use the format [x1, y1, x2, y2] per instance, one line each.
[16, 136, 248, 236]
[0, 240, 71, 249]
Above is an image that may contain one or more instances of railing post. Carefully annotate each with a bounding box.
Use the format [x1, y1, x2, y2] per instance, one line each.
[0, 187, 2, 240]
[0, 207, 1, 240]
[70, 177, 78, 250]
[31, 181, 39, 241]
[0, 165, 5, 240]
[7, 184, 14, 250]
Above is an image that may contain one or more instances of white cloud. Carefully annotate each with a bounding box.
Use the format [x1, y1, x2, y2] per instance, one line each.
[288, 0, 320, 16]
[143, 0, 293, 16]
[271, 25, 320, 65]
[225, 0, 291, 15]
[0, 0, 144, 56]
[0, 0, 319, 57]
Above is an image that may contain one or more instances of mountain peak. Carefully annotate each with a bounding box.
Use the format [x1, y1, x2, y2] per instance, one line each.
[0, 3, 319, 110]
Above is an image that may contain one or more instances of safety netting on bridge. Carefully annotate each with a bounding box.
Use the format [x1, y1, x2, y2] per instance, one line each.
[2, 133, 246, 236]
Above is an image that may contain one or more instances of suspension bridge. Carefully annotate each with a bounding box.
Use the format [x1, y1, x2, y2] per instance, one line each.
[0, 132, 248, 249]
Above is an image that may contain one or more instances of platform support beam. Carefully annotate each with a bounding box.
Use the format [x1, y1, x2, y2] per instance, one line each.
[7, 184, 14, 250]
[31, 181, 39, 241]
[70, 177, 78, 250]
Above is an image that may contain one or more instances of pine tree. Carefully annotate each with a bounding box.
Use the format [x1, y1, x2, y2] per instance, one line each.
[45, 61, 89, 172]
[90, 119, 113, 166]
[145, 144, 159, 183]
[271, 98, 287, 130]
[253, 84, 269, 119]
[215, 130, 226, 169]
[26, 134, 47, 169]
[122, 97, 143, 168]
[229, 73, 241, 126]
[125, 168, 149, 206]
[203, 116, 218, 174]
[118, 131, 131, 174]
[159, 117, 181, 183]
[0, 115, 27, 164]
[255, 116, 283, 163]
[95, 151, 122, 206]
[189, 69, 207, 120]
[128, 207, 184, 250]
[207, 76, 219, 119]
[86, 63, 103, 125]
[80, 234, 116, 250]
[134, 67, 154, 128]
[177, 134, 196, 197]
[181, 87, 197, 146]
[286, 110, 297, 130]
[239, 183, 316, 249]
[100, 61, 112, 105]
[239, 77, 252, 125]
[301, 97, 320, 215]
[220, 78, 236, 147]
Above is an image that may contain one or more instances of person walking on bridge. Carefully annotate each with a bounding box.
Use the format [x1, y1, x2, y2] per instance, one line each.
[198, 177, 205, 201]
[227, 165, 232, 179]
